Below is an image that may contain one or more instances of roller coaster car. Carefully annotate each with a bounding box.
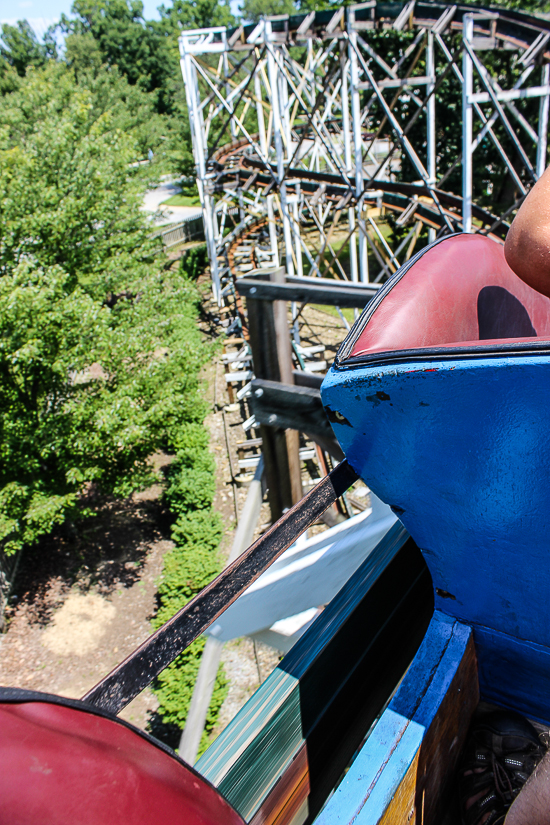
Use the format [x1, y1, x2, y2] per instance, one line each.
[319, 232, 550, 823]
[3, 233, 550, 825]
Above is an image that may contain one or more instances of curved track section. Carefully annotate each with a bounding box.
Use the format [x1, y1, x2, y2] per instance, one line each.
[180, 1, 550, 295]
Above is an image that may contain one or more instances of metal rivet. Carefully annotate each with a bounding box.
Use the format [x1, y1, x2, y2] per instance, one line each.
[255, 388, 264, 397]
[268, 413, 277, 424]
[250, 287, 257, 294]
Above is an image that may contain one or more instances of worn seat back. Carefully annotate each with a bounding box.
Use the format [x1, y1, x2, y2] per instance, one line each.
[345, 233, 550, 359]
[0, 688, 243, 825]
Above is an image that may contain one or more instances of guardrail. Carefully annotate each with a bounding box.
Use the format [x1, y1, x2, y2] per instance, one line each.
[156, 213, 205, 248]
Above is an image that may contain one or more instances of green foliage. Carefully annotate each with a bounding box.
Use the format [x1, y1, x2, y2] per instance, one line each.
[179, 245, 209, 281]
[153, 638, 228, 754]
[488, 0, 550, 11]
[0, 63, 213, 554]
[152, 413, 228, 754]
[61, 0, 171, 99]
[0, 21, 56, 77]
[158, 0, 235, 36]
[152, 456, 228, 754]
[74, 65, 169, 158]
[0, 62, 158, 287]
[0, 25, 226, 754]
[154, 509, 223, 625]
[240, 0, 296, 21]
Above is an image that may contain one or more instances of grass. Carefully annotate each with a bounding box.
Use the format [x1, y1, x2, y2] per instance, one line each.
[161, 194, 201, 207]
[312, 304, 358, 325]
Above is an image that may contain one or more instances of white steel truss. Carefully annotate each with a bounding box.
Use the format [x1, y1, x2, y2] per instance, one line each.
[179, 2, 550, 301]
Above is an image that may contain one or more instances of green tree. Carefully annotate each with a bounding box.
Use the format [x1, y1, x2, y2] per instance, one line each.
[157, 0, 235, 34]
[0, 62, 158, 290]
[0, 62, 211, 554]
[61, 0, 171, 102]
[239, 0, 296, 21]
[76, 65, 170, 159]
[0, 21, 56, 77]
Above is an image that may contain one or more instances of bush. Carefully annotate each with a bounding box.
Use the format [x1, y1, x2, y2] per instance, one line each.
[151, 418, 228, 756]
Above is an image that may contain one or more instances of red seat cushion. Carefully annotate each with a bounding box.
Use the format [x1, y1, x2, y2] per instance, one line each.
[0, 690, 243, 825]
[350, 234, 550, 358]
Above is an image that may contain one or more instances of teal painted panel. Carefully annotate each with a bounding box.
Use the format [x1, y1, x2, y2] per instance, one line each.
[196, 668, 303, 820]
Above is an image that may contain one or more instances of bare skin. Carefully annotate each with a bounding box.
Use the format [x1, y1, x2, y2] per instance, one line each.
[506, 750, 550, 824]
[504, 165, 550, 297]
[500, 173, 550, 823]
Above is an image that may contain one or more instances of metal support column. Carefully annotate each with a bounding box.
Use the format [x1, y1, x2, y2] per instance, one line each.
[462, 14, 474, 233]
[426, 30, 437, 243]
[349, 29, 369, 281]
[266, 26, 295, 277]
[180, 43, 222, 300]
[537, 62, 550, 178]
[223, 32, 237, 140]
[342, 47, 359, 283]
[254, 62, 280, 268]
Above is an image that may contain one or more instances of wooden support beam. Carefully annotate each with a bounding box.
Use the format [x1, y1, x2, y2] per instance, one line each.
[237, 277, 378, 309]
[246, 268, 303, 520]
[250, 379, 343, 461]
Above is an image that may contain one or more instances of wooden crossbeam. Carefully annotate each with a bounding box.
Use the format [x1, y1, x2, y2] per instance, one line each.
[236, 278, 378, 309]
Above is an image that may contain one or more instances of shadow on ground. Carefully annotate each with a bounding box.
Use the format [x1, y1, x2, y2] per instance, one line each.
[7, 489, 173, 629]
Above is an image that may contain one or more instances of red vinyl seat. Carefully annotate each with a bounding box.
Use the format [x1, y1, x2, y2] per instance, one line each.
[350, 234, 550, 358]
[0, 689, 243, 825]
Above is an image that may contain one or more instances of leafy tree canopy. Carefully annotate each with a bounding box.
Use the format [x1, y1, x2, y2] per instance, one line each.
[61, 0, 171, 99]
[0, 21, 57, 77]
[239, 0, 296, 20]
[157, 0, 235, 36]
[0, 63, 212, 554]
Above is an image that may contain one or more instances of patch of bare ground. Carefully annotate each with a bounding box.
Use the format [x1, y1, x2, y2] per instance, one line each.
[0, 476, 174, 729]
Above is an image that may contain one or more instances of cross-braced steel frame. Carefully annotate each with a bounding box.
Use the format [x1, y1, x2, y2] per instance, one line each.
[179, 2, 550, 302]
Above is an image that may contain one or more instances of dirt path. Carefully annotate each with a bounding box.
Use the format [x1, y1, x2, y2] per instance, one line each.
[0, 484, 171, 728]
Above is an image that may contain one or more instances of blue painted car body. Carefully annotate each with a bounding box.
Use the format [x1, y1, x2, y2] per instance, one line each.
[321, 235, 550, 722]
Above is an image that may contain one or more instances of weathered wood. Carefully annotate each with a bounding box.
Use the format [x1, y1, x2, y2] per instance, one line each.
[316, 611, 479, 825]
[292, 370, 323, 390]
[82, 460, 358, 715]
[246, 267, 302, 519]
[250, 379, 343, 460]
[237, 278, 377, 309]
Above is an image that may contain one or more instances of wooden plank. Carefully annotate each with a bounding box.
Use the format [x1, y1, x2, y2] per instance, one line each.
[250, 380, 337, 447]
[237, 279, 377, 309]
[316, 611, 479, 825]
[246, 268, 302, 518]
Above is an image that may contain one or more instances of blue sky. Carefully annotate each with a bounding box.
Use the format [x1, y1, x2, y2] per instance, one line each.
[1, 0, 163, 38]
[1, 0, 240, 38]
